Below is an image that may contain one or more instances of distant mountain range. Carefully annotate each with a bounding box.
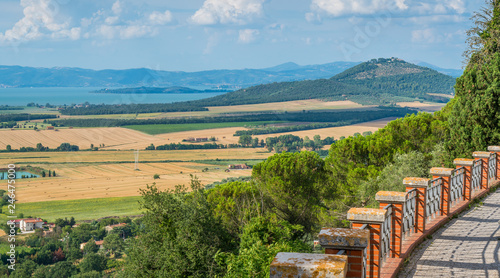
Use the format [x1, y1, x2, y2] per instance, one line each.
[0, 60, 462, 89]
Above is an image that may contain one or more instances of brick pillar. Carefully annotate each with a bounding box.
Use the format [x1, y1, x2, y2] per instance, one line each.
[473, 151, 490, 189]
[403, 177, 429, 233]
[319, 228, 369, 278]
[430, 168, 453, 216]
[375, 191, 405, 258]
[453, 158, 473, 201]
[488, 146, 500, 183]
[348, 208, 389, 278]
[270, 252, 347, 277]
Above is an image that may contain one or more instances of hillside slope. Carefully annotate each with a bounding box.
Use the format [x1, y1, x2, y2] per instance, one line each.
[188, 58, 456, 106]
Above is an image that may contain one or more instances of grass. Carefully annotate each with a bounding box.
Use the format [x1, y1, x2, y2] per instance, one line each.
[1, 196, 143, 222]
[124, 121, 285, 135]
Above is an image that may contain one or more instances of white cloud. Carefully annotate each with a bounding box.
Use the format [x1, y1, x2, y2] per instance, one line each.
[238, 28, 259, 43]
[149, 10, 173, 25]
[308, 0, 466, 20]
[309, 0, 408, 17]
[112, 0, 123, 15]
[412, 28, 436, 43]
[0, 0, 80, 44]
[191, 0, 266, 25]
[82, 2, 173, 40]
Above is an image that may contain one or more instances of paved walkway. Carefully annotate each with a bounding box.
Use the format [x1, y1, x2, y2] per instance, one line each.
[399, 190, 500, 278]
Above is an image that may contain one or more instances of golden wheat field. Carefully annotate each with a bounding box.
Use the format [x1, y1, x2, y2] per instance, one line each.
[0, 116, 395, 151]
[0, 127, 164, 150]
[0, 160, 254, 203]
[0, 148, 271, 165]
[154, 117, 397, 146]
[397, 101, 445, 112]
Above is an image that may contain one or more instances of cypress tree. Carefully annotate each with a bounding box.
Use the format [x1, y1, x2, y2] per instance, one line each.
[449, 1, 500, 157]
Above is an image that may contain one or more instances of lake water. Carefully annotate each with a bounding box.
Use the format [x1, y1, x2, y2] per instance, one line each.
[0, 171, 40, 179]
[0, 87, 226, 106]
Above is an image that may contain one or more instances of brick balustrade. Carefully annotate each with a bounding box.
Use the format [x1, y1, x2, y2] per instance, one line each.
[270, 146, 500, 278]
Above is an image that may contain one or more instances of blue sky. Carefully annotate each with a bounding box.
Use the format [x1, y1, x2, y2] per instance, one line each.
[0, 0, 485, 71]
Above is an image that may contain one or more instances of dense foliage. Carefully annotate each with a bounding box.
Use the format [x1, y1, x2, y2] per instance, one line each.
[448, 1, 500, 157]
[59, 102, 208, 115]
[0, 114, 57, 122]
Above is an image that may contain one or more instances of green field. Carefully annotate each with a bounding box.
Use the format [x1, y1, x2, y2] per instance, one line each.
[1, 196, 143, 222]
[124, 121, 285, 135]
[0, 106, 60, 115]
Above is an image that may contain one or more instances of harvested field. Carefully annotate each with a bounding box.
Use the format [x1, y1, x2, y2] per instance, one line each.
[1, 161, 253, 203]
[397, 101, 446, 112]
[0, 127, 164, 150]
[0, 149, 271, 165]
[156, 117, 396, 145]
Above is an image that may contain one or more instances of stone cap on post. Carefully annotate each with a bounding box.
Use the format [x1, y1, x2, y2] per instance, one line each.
[375, 191, 406, 203]
[318, 228, 369, 250]
[430, 167, 454, 177]
[270, 252, 347, 278]
[347, 208, 388, 224]
[403, 177, 429, 188]
[453, 158, 474, 167]
[488, 146, 500, 152]
[473, 151, 491, 159]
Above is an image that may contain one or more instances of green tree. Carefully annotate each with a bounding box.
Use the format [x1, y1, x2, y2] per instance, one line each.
[6, 145, 11, 151]
[216, 215, 310, 278]
[121, 178, 234, 277]
[83, 238, 99, 255]
[49, 261, 78, 277]
[252, 151, 326, 235]
[41, 171, 46, 178]
[238, 135, 252, 147]
[103, 233, 124, 257]
[207, 181, 262, 236]
[79, 253, 107, 273]
[449, 53, 500, 157]
[72, 271, 103, 278]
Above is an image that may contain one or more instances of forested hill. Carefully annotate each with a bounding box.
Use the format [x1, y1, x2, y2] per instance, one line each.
[190, 58, 456, 106]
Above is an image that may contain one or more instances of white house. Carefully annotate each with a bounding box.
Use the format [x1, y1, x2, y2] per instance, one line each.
[16, 218, 44, 232]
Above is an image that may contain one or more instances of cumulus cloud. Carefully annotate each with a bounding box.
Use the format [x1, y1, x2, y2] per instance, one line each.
[238, 29, 259, 43]
[411, 28, 437, 43]
[307, 0, 466, 19]
[309, 0, 408, 18]
[0, 0, 174, 44]
[82, 1, 173, 40]
[191, 0, 266, 25]
[0, 0, 80, 44]
[149, 10, 173, 25]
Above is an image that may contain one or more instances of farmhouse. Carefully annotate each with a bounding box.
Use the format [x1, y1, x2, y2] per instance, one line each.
[14, 218, 44, 232]
[228, 164, 251, 170]
[47, 126, 55, 130]
[105, 223, 127, 232]
[80, 240, 104, 250]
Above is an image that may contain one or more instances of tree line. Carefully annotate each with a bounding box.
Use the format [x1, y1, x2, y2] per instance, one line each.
[49, 107, 415, 128]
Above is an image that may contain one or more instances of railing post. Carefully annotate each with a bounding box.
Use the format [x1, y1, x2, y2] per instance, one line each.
[270, 252, 348, 277]
[403, 177, 428, 233]
[488, 146, 500, 181]
[473, 151, 490, 189]
[453, 159, 473, 201]
[348, 208, 389, 278]
[430, 168, 454, 216]
[375, 191, 405, 258]
[319, 228, 370, 278]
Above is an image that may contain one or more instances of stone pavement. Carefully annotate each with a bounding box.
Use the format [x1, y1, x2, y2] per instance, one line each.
[399, 189, 500, 278]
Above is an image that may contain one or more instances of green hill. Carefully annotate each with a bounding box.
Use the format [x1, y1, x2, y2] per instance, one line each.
[194, 58, 456, 106]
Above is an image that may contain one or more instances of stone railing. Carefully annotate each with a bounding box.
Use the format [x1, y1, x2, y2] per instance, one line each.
[270, 146, 500, 278]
